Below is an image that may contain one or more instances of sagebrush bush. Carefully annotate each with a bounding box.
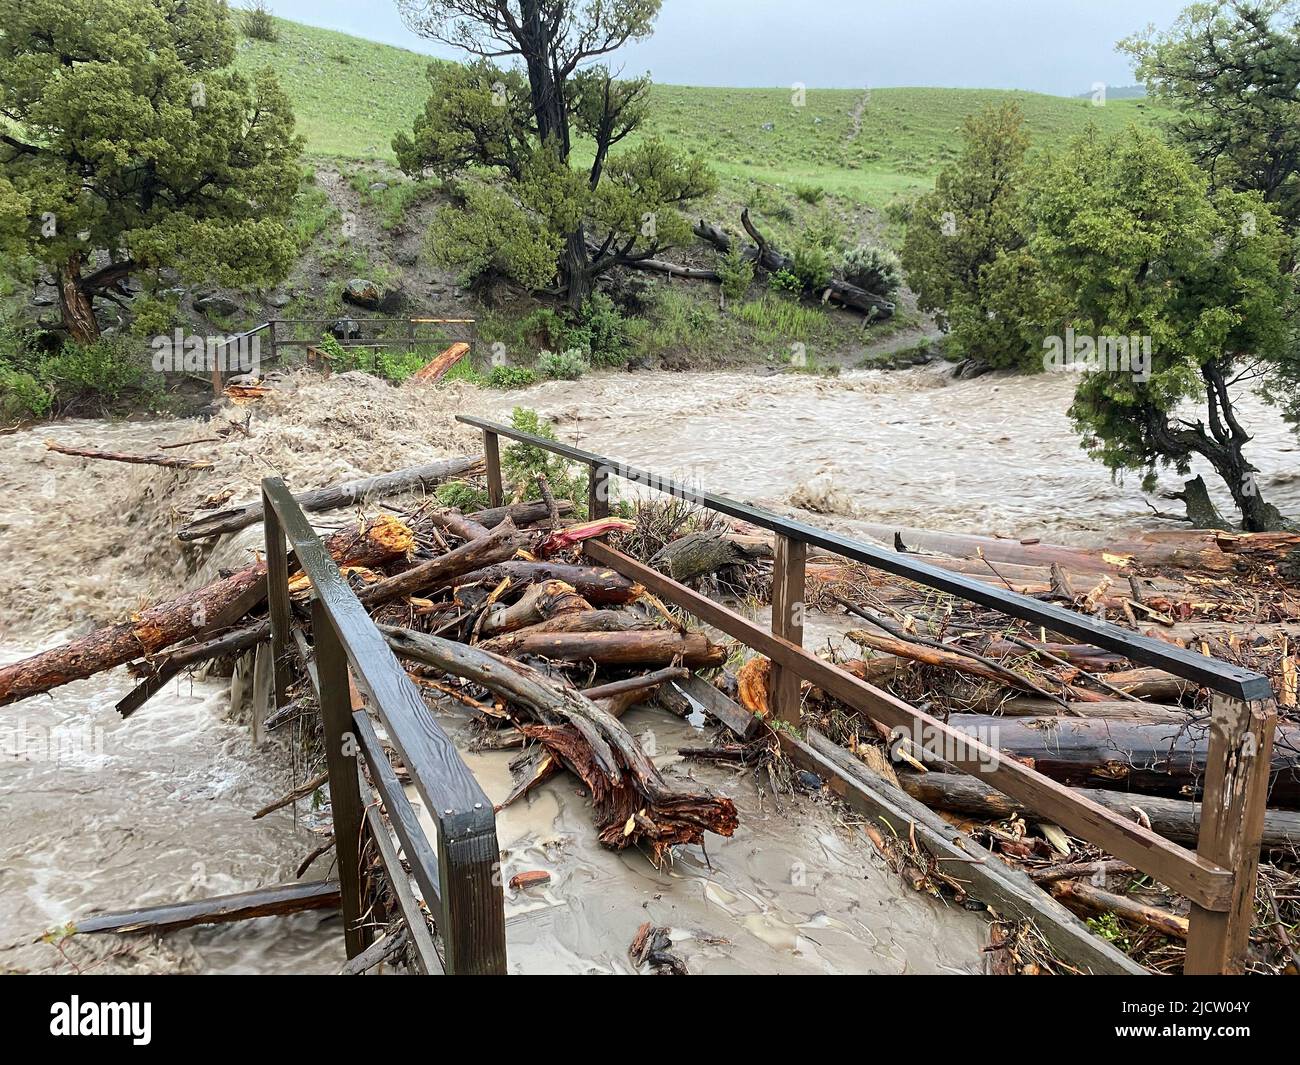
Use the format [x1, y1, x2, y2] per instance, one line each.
[841, 244, 903, 296]
[536, 347, 589, 380]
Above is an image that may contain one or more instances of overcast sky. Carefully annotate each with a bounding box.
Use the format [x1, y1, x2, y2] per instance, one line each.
[264, 0, 1194, 95]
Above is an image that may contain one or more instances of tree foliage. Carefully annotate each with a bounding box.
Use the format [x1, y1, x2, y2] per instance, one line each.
[900, 103, 1055, 370]
[0, 0, 304, 341]
[396, 0, 715, 305]
[1122, 0, 1300, 232]
[1027, 126, 1297, 530]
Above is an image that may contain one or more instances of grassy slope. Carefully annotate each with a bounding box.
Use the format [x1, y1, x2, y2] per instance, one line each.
[237, 18, 1166, 207]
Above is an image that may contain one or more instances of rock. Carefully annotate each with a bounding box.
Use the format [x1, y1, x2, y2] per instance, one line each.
[761, 121, 775, 132]
[194, 293, 239, 317]
[377, 287, 409, 314]
[342, 278, 382, 310]
[30, 293, 55, 308]
[368, 181, 389, 192]
[626, 356, 653, 372]
[268, 292, 292, 309]
[396, 249, 419, 267]
[330, 318, 361, 340]
[794, 770, 823, 792]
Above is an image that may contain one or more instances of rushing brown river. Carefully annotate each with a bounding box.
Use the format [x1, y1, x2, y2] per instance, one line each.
[2, 365, 1295, 974]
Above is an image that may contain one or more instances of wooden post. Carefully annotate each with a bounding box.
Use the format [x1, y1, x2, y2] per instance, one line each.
[261, 489, 293, 711]
[1184, 694, 1277, 973]
[407, 317, 416, 357]
[483, 430, 504, 508]
[588, 463, 610, 520]
[436, 808, 508, 974]
[769, 534, 807, 726]
[312, 600, 372, 960]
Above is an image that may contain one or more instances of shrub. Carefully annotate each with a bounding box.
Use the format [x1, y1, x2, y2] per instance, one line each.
[487, 365, 537, 389]
[0, 366, 50, 421]
[435, 480, 489, 512]
[503, 407, 591, 518]
[883, 194, 917, 226]
[536, 347, 589, 380]
[790, 236, 834, 290]
[570, 291, 628, 367]
[767, 269, 803, 295]
[242, 1, 278, 42]
[718, 246, 755, 301]
[841, 244, 903, 296]
[794, 183, 826, 205]
[38, 335, 159, 416]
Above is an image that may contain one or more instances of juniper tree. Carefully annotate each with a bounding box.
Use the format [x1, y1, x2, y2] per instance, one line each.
[1122, 0, 1300, 234]
[395, 0, 715, 307]
[0, 0, 304, 343]
[900, 103, 1055, 370]
[1028, 127, 1297, 531]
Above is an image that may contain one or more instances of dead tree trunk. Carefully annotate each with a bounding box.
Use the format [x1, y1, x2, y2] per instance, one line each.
[0, 517, 411, 708]
[177, 456, 481, 540]
[380, 625, 737, 863]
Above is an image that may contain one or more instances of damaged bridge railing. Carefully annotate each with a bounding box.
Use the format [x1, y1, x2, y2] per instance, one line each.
[459, 414, 1278, 976]
[261, 477, 507, 974]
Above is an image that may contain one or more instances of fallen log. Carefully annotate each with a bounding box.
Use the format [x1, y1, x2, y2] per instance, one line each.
[477, 580, 591, 637]
[468, 500, 573, 529]
[118, 620, 272, 718]
[846, 627, 1061, 698]
[176, 456, 481, 540]
[977, 696, 1194, 722]
[896, 770, 1300, 850]
[944, 713, 1300, 806]
[496, 608, 647, 637]
[65, 880, 340, 936]
[1049, 879, 1189, 940]
[425, 509, 490, 542]
[478, 629, 726, 668]
[649, 530, 772, 582]
[739, 208, 896, 318]
[442, 561, 641, 605]
[0, 517, 412, 708]
[694, 213, 895, 319]
[380, 625, 737, 862]
[358, 520, 531, 607]
[410, 341, 470, 384]
[45, 440, 214, 471]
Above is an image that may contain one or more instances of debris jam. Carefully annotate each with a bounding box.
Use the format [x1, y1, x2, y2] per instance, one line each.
[3, 367, 1296, 975]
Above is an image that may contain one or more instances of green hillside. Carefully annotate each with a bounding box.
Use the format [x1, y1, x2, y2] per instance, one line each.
[236, 18, 1167, 204]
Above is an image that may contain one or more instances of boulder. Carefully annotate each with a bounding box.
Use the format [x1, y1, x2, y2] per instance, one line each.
[330, 318, 362, 341]
[342, 278, 382, 310]
[194, 293, 239, 317]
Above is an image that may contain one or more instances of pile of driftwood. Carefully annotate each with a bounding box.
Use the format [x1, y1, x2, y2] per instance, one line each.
[674, 515, 1300, 974]
[0, 457, 743, 875]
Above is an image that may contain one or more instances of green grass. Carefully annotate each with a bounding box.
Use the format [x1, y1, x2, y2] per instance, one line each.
[237, 18, 1168, 208]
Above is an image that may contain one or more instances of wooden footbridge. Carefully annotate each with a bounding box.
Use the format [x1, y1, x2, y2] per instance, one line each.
[78, 417, 1277, 975]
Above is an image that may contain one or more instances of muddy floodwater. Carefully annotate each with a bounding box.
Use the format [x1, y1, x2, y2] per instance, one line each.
[482, 365, 1300, 542]
[3, 365, 1296, 974]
